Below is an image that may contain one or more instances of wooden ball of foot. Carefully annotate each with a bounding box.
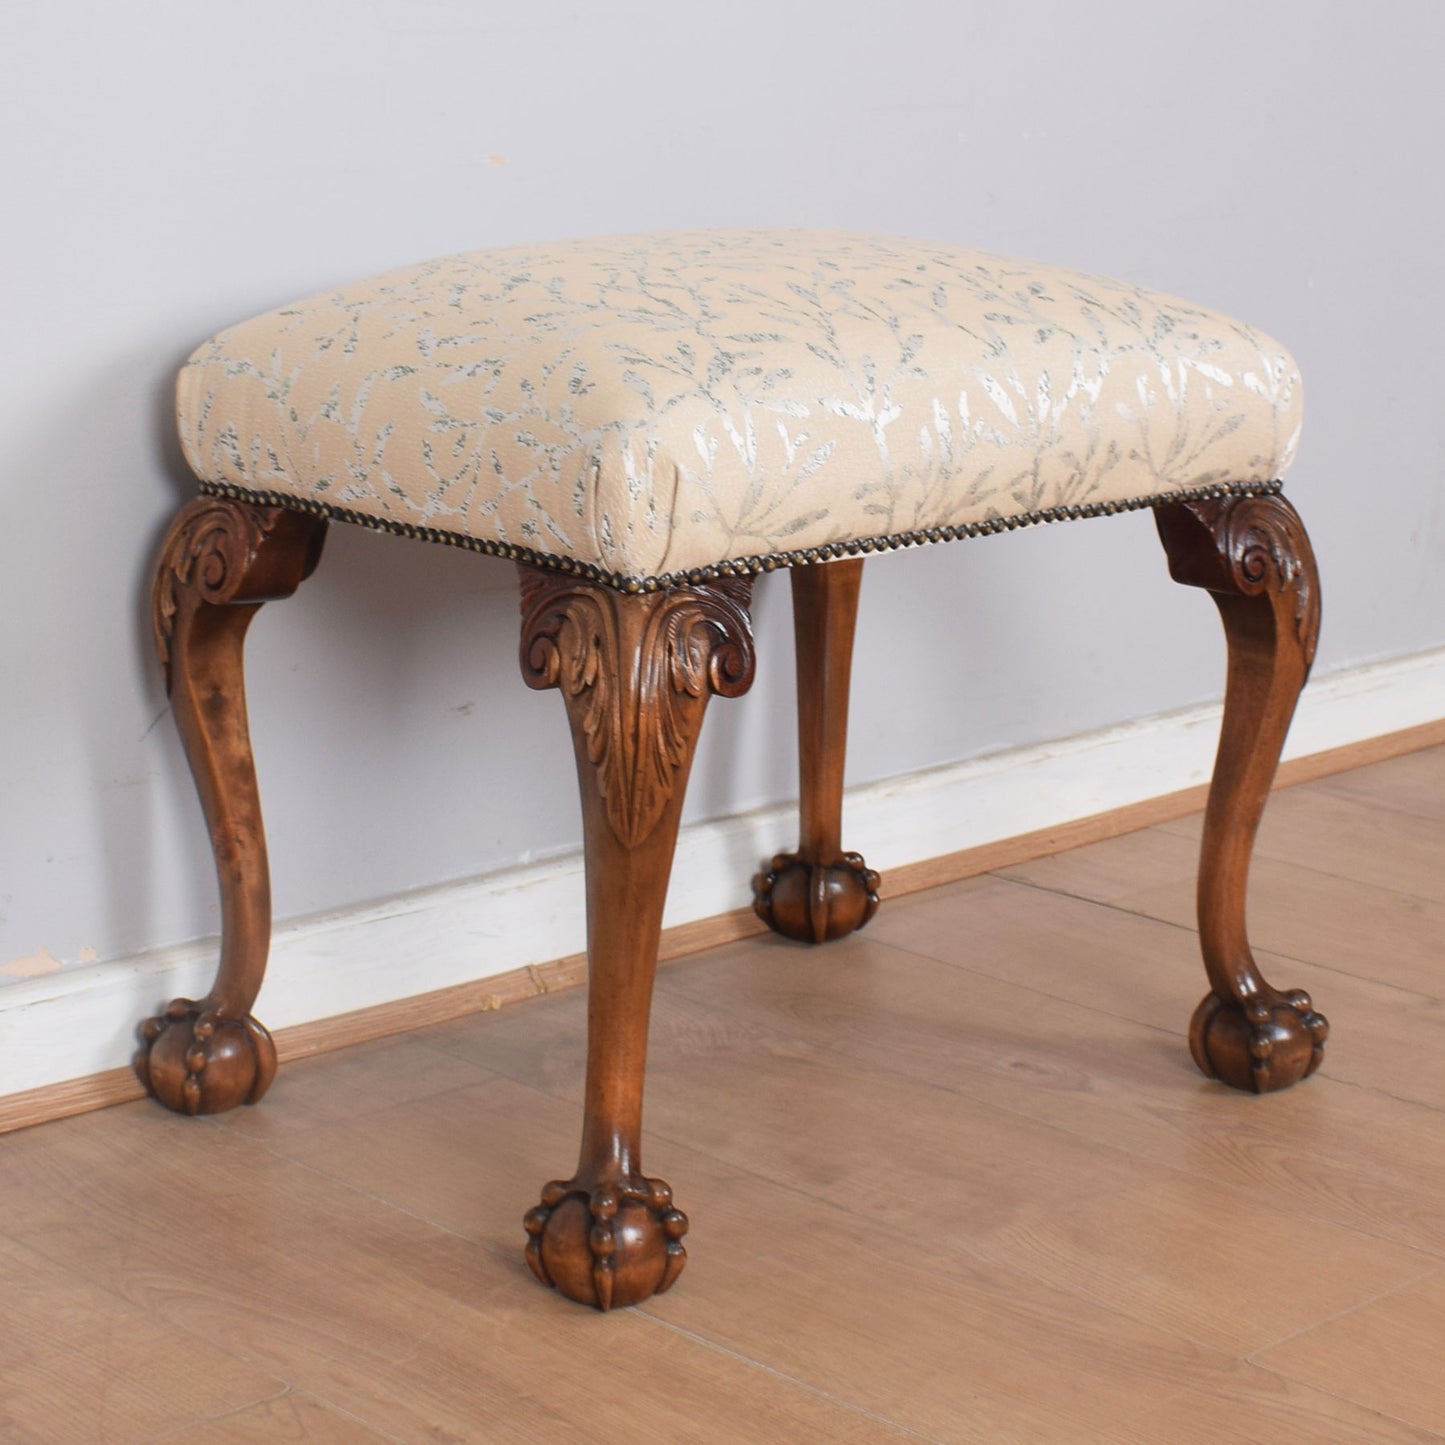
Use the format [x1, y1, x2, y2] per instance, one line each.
[753, 851, 880, 943]
[524, 1176, 689, 1311]
[139, 999, 278, 1114]
[1189, 989, 1328, 1093]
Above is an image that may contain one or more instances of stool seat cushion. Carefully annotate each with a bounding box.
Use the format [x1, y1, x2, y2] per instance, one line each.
[177, 230, 1301, 589]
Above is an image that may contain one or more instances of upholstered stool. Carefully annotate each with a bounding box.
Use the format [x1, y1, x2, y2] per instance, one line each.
[143, 230, 1326, 1310]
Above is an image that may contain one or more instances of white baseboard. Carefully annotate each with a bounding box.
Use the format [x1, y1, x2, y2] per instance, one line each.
[2, 645, 1442, 1100]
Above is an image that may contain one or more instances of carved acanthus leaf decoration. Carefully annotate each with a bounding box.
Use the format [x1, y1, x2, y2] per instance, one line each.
[1217, 496, 1320, 666]
[1156, 494, 1320, 666]
[152, 499, 326, 692]
[153, 500, 278, 689]
[518, 569, 756, 846]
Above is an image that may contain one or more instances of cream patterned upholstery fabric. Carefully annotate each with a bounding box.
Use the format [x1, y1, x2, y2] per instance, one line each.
[178, 230, 1301, 589]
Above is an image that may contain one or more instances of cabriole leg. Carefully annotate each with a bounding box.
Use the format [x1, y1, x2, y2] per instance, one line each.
[1155, 492, 1328, 1092]
[140, 497, 327, 1114]
[753, 558, 879, 943]
[517, 567, 755, 1308]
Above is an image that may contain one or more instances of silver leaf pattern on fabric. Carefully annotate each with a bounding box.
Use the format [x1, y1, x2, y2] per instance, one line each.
[177, 230, 1302, 581]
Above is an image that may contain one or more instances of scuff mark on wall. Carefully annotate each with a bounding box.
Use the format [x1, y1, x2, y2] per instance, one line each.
[140, 705, 171, 740]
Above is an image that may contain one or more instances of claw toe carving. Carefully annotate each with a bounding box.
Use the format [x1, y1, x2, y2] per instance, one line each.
[523, 1174, 689, 1310]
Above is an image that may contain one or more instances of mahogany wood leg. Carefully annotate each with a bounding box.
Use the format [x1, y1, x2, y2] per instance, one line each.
[1156, 492, 1328, 1092]
[139, 497, 327, 1115]
[753, 558, 879, 943]
[516, 566, 756, 1308]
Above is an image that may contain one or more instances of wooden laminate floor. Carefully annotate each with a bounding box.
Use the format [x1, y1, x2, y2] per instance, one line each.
[3, 744, 1444, 1442]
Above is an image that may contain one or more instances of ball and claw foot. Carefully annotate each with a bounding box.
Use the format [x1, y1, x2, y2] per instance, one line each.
[138, 998, 279, 1115]
[523, 1174, 689, 1310]
[1189, 988, 1329, 1093]
[753, 850, 881, 944]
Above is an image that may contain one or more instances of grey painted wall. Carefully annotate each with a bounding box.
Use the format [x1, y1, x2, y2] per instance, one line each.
[3, 1, 1441, 970]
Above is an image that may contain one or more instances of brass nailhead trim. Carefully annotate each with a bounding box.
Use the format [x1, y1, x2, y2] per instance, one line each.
[195, 478, 1287, 595]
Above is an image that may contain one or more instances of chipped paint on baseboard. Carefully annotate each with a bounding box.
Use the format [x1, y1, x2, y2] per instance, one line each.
[2, 948, 63, 979]
[1, 944, 101, 982]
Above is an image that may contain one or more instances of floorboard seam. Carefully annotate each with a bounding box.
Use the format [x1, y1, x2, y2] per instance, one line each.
[1244, 1356, 1445, 1440]
[988, 871, 1445, 1004]
[1241, 1263, 1445, 1363]
[629, 1309, 944, 1443]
